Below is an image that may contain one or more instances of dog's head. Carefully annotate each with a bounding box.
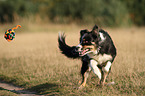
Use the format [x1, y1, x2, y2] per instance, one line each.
[76, 25, 100, 56]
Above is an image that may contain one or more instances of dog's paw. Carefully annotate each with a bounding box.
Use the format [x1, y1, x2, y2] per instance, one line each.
[78, 80, 81, 84]
[73, 84, 85, 90]
[97, 82, 115, 87]
[106, 81, 115, 86]
[78, 85, 85, 90]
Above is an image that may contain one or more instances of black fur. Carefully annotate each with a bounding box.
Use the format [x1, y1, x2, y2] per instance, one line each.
[81, 56, 89, 75]
[79, 26, 116, 62]
[95, 29, 116, 62]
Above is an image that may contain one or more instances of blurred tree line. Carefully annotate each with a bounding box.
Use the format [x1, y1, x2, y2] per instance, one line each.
[0, 0, 144, 26]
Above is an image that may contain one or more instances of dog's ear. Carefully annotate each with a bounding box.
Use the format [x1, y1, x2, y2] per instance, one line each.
[92, 24, 99, 39]
[92, 24, 99, 31]
[80, 29, 89, 36]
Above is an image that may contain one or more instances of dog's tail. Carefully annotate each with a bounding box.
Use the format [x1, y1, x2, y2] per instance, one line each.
[58, 33, 80, 59]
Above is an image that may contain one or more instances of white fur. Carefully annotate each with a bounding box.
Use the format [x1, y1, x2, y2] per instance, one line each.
[76, 44, 82, 52]
[89, 60, 101, 80]
[88, 54, 112, 64]
[58, 32, 63, 41]
[99, 32, 106, 41]
[104, 61, 112, 72]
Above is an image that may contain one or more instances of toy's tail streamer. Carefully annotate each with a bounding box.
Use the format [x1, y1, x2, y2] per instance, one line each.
[12, 25, 21, 30]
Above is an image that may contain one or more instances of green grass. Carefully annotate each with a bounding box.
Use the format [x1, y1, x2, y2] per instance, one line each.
[0, 24, 145, 95]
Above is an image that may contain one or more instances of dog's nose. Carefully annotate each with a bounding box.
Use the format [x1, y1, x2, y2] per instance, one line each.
[76, 44, 83, 52]
[75, 47, 82, 51]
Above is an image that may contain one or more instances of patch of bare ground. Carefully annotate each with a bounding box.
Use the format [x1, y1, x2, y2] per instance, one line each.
[0, 81, 43, 96]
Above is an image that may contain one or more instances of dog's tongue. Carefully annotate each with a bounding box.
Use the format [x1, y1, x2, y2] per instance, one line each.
[81, 49, 89, 55]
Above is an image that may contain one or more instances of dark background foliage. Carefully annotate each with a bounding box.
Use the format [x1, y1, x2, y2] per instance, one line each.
[0, 0, 144, 26]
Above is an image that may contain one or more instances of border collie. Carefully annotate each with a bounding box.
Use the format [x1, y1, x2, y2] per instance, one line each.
[58, 25, 117, 88]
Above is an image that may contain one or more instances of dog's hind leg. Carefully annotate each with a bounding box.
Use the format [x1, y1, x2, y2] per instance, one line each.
[79, 67, 91, 89]
[100, 70, 108, 86]
[100, 61, 112, 86]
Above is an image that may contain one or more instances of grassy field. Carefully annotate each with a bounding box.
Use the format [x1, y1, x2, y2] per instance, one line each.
[0, 24, 145, 95]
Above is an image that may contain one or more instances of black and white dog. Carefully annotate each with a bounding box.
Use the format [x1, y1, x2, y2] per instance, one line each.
[58, 25, 117, 88]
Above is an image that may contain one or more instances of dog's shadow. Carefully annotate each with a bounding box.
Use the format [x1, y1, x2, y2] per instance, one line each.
[0, 83, 60, 95]
[28, 83, 60, 95]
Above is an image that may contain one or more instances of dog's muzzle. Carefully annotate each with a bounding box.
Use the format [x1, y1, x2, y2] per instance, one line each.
[75, 44, 83, 55]
[75, 44, 93, 56]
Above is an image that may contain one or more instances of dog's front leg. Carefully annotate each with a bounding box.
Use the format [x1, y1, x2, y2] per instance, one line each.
[89, 59, 102, 83]
[79, 61, 91, 89]
[79, 67, 91, 89]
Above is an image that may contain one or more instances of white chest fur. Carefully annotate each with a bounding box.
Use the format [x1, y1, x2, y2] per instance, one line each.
[88, 53, 112, 64]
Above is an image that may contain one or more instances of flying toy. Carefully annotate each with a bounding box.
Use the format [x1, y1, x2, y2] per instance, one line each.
[4, 25, 21, 42]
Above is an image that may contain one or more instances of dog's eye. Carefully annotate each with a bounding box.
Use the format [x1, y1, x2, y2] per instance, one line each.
[83, 40, 88, 44]
[85, 41, 88, 43]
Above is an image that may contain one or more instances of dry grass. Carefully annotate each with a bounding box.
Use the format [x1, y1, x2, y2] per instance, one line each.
[0, 24, 145, 95]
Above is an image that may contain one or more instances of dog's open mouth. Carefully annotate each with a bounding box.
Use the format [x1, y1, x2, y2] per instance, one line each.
[79, 48, 93, 56]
